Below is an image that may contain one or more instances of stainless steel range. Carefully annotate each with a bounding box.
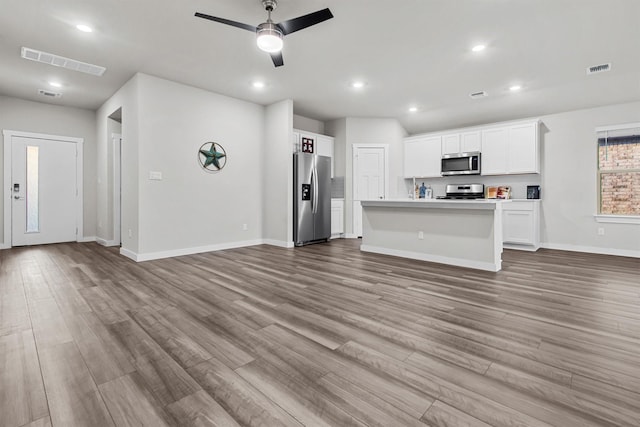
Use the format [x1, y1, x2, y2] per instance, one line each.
[437, 184, 485, 199]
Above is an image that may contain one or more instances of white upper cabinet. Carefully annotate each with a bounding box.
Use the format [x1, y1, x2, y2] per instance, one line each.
[441, 134, 460, 155]
[442, 131, 481, 154]
[507, 122, 539, 174]
[481, 121, 539, 175]
[461, 131, 481, 152]
[404, 136, 442, 178]
[294, 129, 335, 177]
[481, 127, 509, 175]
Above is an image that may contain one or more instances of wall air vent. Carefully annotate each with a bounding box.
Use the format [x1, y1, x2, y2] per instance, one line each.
[38, 89, 62, 98]
[469, 91, 488, 99]
[587, 63, 611, 75]
[21, 47, 106, 76]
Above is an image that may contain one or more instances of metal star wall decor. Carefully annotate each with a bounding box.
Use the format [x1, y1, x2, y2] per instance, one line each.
[198, 142, 227, 172]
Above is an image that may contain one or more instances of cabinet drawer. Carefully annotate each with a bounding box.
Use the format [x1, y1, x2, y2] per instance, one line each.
[502, 201, 535, 212]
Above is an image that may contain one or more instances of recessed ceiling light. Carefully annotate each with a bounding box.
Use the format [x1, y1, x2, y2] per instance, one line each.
[509, 85, 522, 92]
[472, 44, 486, 52]
[76, 24, 93, 33]
[252, 81, 265, 89]
[408, 106, 418, 113]
[48, 81, 62, 88]
[351, 81, 365, 89]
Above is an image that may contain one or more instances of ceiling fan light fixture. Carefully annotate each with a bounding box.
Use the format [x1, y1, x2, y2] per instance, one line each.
[256, 23, 283, 53]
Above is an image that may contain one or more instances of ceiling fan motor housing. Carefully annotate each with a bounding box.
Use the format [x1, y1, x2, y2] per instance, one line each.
[262, 0, 278, 12]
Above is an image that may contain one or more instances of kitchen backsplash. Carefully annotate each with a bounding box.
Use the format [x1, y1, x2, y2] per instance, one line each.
[406, 174, 541, 199]
[331, 176, 345, 198]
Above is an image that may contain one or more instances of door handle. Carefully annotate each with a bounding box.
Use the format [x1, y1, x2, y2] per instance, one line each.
[312, 163, 318, 214]
[14, 195, 24, 200]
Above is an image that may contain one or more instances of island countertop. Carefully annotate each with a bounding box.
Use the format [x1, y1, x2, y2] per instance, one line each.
[361, 199, 511, 210]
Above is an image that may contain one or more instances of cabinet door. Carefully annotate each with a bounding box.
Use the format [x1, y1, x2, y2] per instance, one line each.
[404, 136, 441, 178]
[508, 123, 538, 174]
[331, 200, 344, 235]
[460, 131, 481, 152]
[503, 210, 534, 244]
[441, 134, 460, 154]
[481, 127, 508, 175]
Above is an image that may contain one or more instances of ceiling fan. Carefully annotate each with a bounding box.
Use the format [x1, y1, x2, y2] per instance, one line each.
[195, 0, 333, 67]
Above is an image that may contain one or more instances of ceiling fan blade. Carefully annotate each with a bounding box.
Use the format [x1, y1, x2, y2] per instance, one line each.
[194, 12, 257, 32]
[270, 51, 284, 67]
[277, 8, 333, 35]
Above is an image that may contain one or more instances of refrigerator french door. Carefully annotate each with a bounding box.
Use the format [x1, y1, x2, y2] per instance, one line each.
[294, 153, 331, 246]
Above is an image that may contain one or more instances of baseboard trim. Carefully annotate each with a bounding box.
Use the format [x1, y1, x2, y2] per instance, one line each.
[96, 238, 120, 247]
[540, 242, 640, 258]
[0, 242, 9, 250]
[262, 239, 295, 248]
[345, 233, 360, 239]
[121, 239, 266, 262]
[77, 236, 97, 243]
[503, 243, 540, 252]
[360, 244, 500, 272]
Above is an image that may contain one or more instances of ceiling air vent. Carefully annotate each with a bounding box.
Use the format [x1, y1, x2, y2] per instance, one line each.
[587, 63, 611, 75]
[469, 91, 488, 99]
[21, 47, 106, 76]
[38, 89, 62, 98]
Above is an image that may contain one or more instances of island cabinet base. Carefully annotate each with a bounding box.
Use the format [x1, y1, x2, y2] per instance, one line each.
[360, 200, 506, 272]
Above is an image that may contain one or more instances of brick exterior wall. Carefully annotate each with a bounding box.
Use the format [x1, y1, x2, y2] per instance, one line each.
[598, 140, 640, 215]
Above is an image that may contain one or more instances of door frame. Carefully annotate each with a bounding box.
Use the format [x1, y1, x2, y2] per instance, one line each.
[351, 144, 389, 238]
[2, 130, 84, 249]
[112, 133, 122, 246]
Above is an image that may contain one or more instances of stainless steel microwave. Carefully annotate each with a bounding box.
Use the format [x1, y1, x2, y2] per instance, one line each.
[441, 152, 481, 176]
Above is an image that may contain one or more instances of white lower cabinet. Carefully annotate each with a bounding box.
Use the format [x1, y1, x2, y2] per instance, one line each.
[331, 199, 344, 238]
[503, 200, 540, 251]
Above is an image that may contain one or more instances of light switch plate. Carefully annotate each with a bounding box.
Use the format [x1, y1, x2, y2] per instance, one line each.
[149, 171, 162, 180]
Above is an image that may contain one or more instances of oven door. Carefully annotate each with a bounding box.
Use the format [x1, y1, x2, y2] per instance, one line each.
[441, 153, 480, 175]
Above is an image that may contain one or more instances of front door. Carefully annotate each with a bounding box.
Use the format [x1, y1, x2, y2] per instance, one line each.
[11, 136, 78, 246]
[353, 146, 387, 237]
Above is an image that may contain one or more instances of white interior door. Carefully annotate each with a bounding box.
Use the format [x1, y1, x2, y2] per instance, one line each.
[11, 136, 78, 246]
[353, 145, 387, 237]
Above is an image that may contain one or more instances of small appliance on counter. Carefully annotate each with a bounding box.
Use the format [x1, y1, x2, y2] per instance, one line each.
[527, 185, 541, 199]
[436, 184, 485, 199]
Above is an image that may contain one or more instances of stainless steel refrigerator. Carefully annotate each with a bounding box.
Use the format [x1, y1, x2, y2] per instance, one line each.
[294, 153, 331, 246]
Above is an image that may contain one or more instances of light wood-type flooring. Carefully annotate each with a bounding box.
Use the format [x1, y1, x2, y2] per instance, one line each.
[1, 239, 639, 427]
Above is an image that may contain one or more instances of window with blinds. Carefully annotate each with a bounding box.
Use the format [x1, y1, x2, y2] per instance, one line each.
[597, 124, 640, 216]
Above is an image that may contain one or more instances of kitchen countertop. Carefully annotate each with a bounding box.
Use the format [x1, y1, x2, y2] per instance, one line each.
[361, 199, 511, 210]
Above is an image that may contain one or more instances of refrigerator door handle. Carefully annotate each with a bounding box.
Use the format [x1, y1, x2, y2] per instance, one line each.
[312, 162, 319, 214]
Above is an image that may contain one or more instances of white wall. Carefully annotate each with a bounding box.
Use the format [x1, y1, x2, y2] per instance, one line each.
[539, 101, 640, 256]
[263, 100, 294, 246]
[293, 114, 325, 134]
[132, 74, 265, 256]
[342, 118, 407, 235]
[0, 95, 97, 244]
[96, 75, 140, 253]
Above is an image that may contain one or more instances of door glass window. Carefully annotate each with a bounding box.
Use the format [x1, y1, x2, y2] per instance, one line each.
[26, 145, 39, 232]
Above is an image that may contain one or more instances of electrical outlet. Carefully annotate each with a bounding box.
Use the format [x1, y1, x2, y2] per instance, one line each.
[597, 227, 605, 236]
[418, 231, 424, 240]
[128, 229, 132, 238]
[98, 221, 102, 228]
[243, 223, 248, 231]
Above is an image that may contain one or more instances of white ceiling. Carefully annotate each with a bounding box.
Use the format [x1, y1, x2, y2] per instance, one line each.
[1, 0, 638, 134]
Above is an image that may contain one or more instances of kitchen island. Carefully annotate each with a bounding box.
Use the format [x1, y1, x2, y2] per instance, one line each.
[360, 199, 510, 272]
